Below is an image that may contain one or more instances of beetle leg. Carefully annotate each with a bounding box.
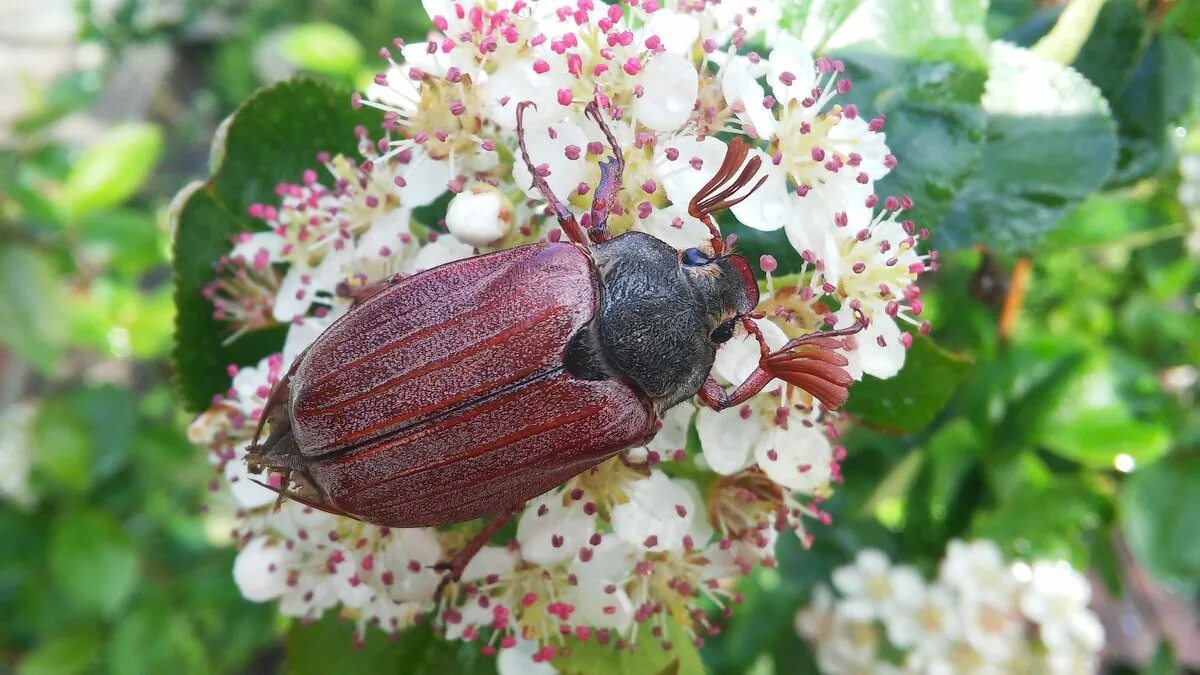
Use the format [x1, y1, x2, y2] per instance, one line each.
[700, 315, 866, 412]
[432, 506, 521, 602]
[582, 101, 621, 244]
[516, 101, 589, 245]
[687, 138, 768, 255]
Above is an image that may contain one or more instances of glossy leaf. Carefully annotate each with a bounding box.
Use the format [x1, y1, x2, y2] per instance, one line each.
[1042, 408, 1171, 469]
[286, 617, 496, 675]
[279, 23, 364, 76]
[62, 123, 164, 220]
[171, 78, 378, 411]
[1121, 453, 1200, 593]
[844, 335, 973, 435]
[940, 42, 1118, 251]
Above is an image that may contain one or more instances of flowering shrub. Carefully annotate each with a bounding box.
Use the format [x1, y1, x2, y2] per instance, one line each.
[796, 541, 1105, 674]
[184, 0, 933, 661]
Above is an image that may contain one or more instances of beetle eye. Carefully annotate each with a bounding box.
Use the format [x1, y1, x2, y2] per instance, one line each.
[681, 247, 710, 267]
[711, 320, 736, 344]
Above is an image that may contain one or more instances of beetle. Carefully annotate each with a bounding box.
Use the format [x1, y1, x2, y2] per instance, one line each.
[247, 100, 863, 591]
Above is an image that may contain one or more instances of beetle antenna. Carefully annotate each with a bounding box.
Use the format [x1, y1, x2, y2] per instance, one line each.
[688, 138, 768, 256]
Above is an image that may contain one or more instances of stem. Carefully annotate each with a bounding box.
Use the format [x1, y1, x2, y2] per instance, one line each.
[1032, 0, 1107, 65]
[998, 256, 1031, 343]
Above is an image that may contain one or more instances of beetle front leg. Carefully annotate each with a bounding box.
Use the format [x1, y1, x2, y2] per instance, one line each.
[700, 316, 865, 412]
[433, 506, 521, 602]
[581, 101, 621, 244]
[516, 101, 589, 245]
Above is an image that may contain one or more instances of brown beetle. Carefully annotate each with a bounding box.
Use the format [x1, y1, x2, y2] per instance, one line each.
[248, 101, 862, 589]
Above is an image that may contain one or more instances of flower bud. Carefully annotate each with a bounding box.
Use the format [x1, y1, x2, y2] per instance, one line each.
[444, 186, 514, 247]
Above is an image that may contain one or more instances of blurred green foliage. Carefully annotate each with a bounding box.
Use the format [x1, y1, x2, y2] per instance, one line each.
[2, 0, 1199, 673]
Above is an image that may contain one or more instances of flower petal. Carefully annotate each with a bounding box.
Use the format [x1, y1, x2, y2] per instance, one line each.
[695, 405, 758, 475]
[610, 470, 695, 552]
[233, 537, 288, 602]
[510, 119, 589, 201]
[634, 53, 698, 132]
[721, 56, 777, 139]
[753, 423, 833, 492]
[409, 235, 475, 272]
[713, 317, 788, 384]
[516, 491, 595, 566]
[767, 34, 817, 102]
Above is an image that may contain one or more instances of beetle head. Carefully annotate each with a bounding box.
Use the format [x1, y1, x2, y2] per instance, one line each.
[679, 246, 760, 343]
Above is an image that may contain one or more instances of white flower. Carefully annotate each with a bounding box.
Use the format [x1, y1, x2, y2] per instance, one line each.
[0, 402, 38, 509]
[379, 528, 443, 603]
[445, 187, 514, 247]
[832, 550, 924, 622]
[633, 53, 699, 132]
[721, 36, 892, 207]
[656, 134, 790, 232]
[410, 234, 475, 272]
[233, 536, 289, 602]
[960, 592, 1024, 661]
[497, 639, 558, 675]
[460, 545, 519, 583]
[939, 539, 1015, 601]
[884, 583, 960, 651]
[753, 421, 834, 493]
[640, 9, 700, 55]
[635, 203, 710, 249]
[568, 537, 637, 632]
[1019, 561, 1104, 652]
[610, 470, 695, 552]
[510, 119, 590, 202]
[795, 584, 836, 641]
[836, 304, 906, 380]
[517, 490, 595, 566]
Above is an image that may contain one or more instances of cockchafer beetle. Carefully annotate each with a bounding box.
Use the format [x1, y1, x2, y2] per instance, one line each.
[248, 100, 864, 591]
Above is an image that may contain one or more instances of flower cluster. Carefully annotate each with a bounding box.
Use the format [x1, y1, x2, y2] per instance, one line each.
[795, 541, 1105, 674]
[188, 0, 933, 661]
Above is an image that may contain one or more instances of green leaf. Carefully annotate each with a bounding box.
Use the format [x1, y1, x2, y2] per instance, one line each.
[49, 508, 139, 617]
[825, 0, 989, 65]
[839, 53, 988, 234]
[0, 246, 69, 373]
[782, 0, 863, 53]
[30, 398, 93, 494]
[1121, 453, 1200, 593]
[824, 0, 990, 234]
[171, 78, 379, 411]
[554, 621, 704, 675]
[940, 41, 1118, 252]
[63, 123, 163, 220]
[108, 602, 211, 675]
[844, 335, 973, 435]
[1042, 408, 1171, 470]
[286, 616, 496, 675]
[17, 630, 101, 675]
[971, 474, 1102, 566]
[279, 23, 364, 76]
[1147, 640, 1179, 675]
[1107, 33, 1199, 185]
[1068, 0, 1148, 100]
